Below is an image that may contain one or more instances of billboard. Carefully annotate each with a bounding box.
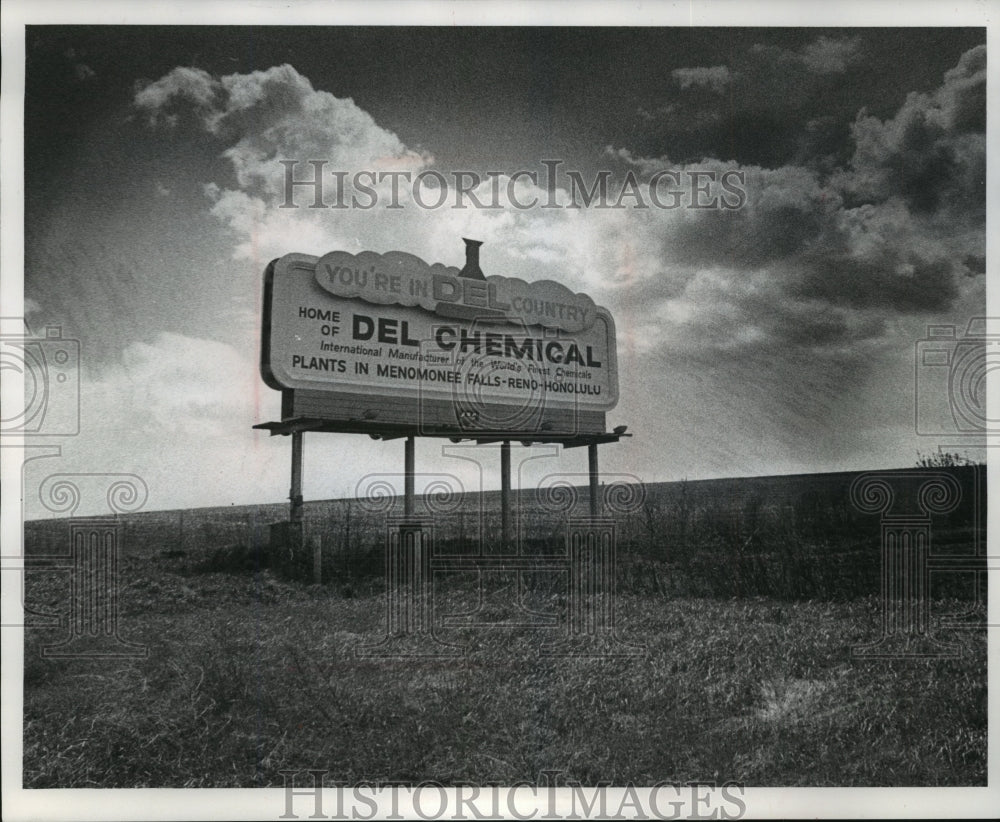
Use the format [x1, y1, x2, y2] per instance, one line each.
[261, 247, 618, 434]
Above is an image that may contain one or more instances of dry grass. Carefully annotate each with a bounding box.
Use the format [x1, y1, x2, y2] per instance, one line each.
[22, 551, 987, 788]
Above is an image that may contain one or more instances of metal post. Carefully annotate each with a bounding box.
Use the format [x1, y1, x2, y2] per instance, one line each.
[404, 436, 415, 519]
[500, 440, 511, 550]
[588, 443, 600, 517]
[290, 431, 304, 524]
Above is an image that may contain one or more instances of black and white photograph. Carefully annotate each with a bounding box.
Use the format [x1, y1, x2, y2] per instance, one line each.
[2, 1, 995, 819]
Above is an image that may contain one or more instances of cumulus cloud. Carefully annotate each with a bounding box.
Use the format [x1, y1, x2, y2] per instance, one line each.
[73, 63, 96, 81]
[39, 331, 288, 516]
[134, 64, 429, 196]
[74, 41, 985, 505]
[834, 44, 985, 216]
[671, 65, 733, 93]
[799, 35, 863, 73]
[752, 35, 862, 74]
[136, 49, 984, 370]
[612, 46, 983, 361]
[637, 102, 676, 121]
[91, 332, 272, 437]
[134, 66, 218, 121]
[63, 47, 96, 82]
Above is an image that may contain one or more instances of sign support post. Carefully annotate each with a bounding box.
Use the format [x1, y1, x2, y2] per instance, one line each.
[588, 443, 600, 517]
[290, 431, 304, 525]
[274, 429, 306, 569]
[258, 239, 632, 623]
[501, 440, 511, 550]
[404, 436, 415, 518]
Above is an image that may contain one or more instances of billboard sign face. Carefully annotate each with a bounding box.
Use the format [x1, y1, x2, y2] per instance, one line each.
[261, 250, 619, 424]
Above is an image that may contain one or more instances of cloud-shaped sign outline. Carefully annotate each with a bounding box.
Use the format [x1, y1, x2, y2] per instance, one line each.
[314, 249, 598, 333]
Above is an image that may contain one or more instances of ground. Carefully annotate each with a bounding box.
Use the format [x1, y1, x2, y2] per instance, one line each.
[21, 552, 987, 788]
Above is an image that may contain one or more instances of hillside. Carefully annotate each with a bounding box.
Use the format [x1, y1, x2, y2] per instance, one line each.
[24, 465, 985, 601]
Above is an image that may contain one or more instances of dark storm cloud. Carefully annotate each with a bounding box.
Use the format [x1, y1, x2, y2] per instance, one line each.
[795, 249, 958, 312]
[834, 44, 986, 216]
[789, 116, 853, 173]
[16, 24, 992, 510]
[750, 35, 862, 74]
[634, 32, 982, 173]
[663, 163, 834, 270]
[129, 40, 985, 372]
[636, 34, 867, 167]
[671, 65, 733, 93]
[616, 43, 984, 361]
[963, 254, 986, 276]
[63, 49, 96, 81]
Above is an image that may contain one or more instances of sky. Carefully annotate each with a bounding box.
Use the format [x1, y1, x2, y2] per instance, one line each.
[11, 20, 990, 517]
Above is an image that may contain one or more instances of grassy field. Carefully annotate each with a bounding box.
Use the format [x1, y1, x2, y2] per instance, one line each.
[22, 565, 986, 787]
[23, 465, 988, 599]
[21, 467, 987, 787]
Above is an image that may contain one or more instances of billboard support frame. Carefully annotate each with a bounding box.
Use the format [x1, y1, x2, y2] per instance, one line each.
[256, 237, 629, 559]
[254, 414, 628, 529]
